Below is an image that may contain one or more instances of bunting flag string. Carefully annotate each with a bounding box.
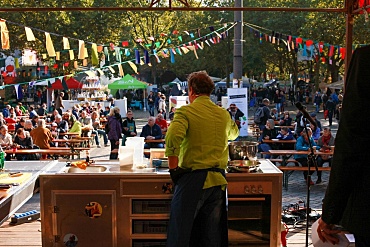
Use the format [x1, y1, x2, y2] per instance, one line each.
[0, 19, 235, 89]
[244, 22, 362, 63]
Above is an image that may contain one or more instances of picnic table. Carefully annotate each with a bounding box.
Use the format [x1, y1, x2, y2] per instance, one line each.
[262, 139, 296, 144]
[268, 149, 334, 189]
[4, 148, 77, 159]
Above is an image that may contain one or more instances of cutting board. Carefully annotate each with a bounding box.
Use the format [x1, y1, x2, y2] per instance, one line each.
[0, 173, 33, 185]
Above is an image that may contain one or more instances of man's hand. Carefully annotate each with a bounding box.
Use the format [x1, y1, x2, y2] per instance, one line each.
[317, 218, 341, 245]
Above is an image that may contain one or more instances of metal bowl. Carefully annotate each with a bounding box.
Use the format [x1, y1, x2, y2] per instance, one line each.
[228, 141, 259, 161]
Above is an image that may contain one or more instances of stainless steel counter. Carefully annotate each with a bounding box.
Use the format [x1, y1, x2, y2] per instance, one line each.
[0, 160, 67, 225]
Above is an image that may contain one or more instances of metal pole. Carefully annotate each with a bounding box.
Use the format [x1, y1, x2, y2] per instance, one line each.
[233, 0, 243, 85]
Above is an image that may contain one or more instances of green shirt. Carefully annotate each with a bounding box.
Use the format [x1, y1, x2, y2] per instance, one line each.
[165, 96, 239, 189]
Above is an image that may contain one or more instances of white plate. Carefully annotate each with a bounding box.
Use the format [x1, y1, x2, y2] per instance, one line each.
[271, 139, 279, 141]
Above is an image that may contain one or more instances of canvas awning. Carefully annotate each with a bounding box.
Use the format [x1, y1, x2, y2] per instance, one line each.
[49, 77, 83, 90]
[108, 74, 147, 89]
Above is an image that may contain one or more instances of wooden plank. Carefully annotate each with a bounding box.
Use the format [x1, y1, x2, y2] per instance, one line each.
[0, 219, 41, 246]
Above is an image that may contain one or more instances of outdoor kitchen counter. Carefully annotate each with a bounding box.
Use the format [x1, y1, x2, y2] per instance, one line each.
[0, 160, 67, 226]
[40, 159, 283, 247]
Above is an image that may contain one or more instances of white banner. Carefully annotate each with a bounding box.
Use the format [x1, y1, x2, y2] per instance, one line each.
[227, 88, 248, 136]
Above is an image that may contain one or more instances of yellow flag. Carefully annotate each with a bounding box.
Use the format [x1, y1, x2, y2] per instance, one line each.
[42, 53, 47, 59]
[83, 59, 87, 66]
[69, 50, 74, 60]
[0, 20, 10, 49]
[45, 32, 56, 57]
[128, 61, 138, 74]
[15, 58, 20, 68]
[97, 69, 104, 76]
[56, 51, 60, 60]
[180, 46, 189, 54]
[84, 48, 88, 58]
[78, 40, 85, 59]
[91, 43, 99, 66]
[25, 27, 35, 41]
[108, 66, 115, 73]
[63, 37, 70, 50]
[74, 61, 78, 69]
[118, 64, 124, 76]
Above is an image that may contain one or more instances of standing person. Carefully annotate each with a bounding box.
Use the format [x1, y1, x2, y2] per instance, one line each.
[273, 89, 282, 114]
[158, 95, 167, 119]
[317, 45, 370, 246]
[165, 71, 239, 247]
[314, 91, 322, 113]
[122, 110, 137, 146]
[106, 106, 122, 156]
[147, 91, 155, 116]
[55, 92, 65, 115]
[325, 96, 336, 126]
[154, 92, 161, 113]
[254, 98, 271, 131]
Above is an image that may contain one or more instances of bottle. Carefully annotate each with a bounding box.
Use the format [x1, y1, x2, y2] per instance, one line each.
[85, 150, 90, 163]
[0, 147, 5, 170]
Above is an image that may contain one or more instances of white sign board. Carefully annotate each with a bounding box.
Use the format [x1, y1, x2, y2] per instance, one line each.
[227, 88, 248, 136]
[169, 96, 189, 109]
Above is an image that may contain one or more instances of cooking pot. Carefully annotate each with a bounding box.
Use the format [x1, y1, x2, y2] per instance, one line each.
[228, 141, 259, 161]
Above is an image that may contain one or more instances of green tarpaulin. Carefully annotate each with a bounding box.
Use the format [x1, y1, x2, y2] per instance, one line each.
[108, 74, 147, 90]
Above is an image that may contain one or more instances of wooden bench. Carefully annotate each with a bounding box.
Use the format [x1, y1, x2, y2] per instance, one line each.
[278, 165, 331, 190]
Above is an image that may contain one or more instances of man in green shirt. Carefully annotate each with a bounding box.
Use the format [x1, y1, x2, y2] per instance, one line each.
[165, 71, 239, 247]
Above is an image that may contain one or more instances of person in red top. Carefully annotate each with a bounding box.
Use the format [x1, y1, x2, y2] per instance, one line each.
[155, 113, 168, 134]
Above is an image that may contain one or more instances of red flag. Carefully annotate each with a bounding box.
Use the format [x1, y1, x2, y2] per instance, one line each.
[44, 66, 48, 75]
[122, 41, 129, 47]
[328, 45, 334, 57]
[306, 40, 313, 47]
[340, 47, 346, 59]
[321, 57, 326, 63]
[172, 30, 179, 35]
[319, 42, 324, 53]
[110, 43, 115, 50]
[296, 37, 303, 45]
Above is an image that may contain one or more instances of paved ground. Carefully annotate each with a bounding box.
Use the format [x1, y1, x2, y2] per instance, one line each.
[19, 101, 338, 213]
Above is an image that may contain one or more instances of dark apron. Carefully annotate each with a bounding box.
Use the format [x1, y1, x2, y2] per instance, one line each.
[166, 168, 228, 247]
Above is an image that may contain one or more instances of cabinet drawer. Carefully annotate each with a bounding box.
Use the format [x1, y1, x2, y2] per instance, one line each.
[120, 179, 174, 196]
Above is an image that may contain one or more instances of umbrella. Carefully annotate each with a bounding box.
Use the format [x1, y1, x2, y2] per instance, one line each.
[108, 74, 147, 89]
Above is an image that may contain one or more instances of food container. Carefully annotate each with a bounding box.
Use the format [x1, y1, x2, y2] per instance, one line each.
[228, 141, 259, 161]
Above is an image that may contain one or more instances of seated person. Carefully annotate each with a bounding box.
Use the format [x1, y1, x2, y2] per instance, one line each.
[310, 122, 321, 140]
[31, 115, 39, 127]
[279, 111, 292, 126]
[258, 119, 278, 159]
[55, 114, 69, 134]
[270, 108, 279, 120]
[103, 106, 110, 116]
[49, 110, 59, 122]
[13, 128, 38, 161]
[155, 113, 168, 134]
[29, 106, 38, 119]
[14, 105, 23, 116]
[69, 117, 82, 137]
[30, 119, 54, 149]
[91, 111, 109, 148]
[37, 103, 48, 116]
[78, 111, 93, 137]
[24, 120, 34, 132]
[62, 111, 76, 129]
[276, 126, 295, 149]
[140, 117, 164, 149]
[294, 127, 318, 185]
[50, 123, 59, 139]
[15, 117, 26, 131]
[122, 110, 137, 145]
[315, 127, 335, 184]
[0, 125, 13, 160]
